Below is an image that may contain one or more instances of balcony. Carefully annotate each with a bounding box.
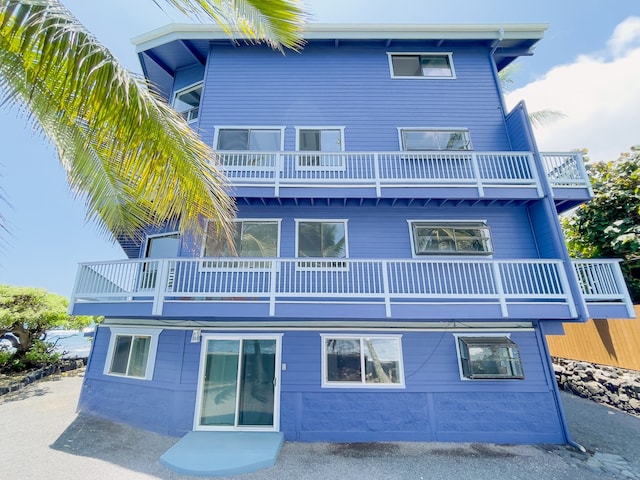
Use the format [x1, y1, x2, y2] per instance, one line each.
[69, 258, 633, 321]
[216, 150, 591, 207]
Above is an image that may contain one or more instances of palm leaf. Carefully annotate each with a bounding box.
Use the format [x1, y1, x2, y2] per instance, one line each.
[0, 0, 237, 243]
[159, 0, 307, 51]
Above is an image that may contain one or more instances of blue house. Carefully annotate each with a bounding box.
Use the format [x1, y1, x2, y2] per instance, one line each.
[70, 24, 634, 447]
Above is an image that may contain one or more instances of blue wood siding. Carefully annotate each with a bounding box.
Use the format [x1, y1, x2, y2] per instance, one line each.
[173, 64, 204, 92]
[184, 203, 539, 260]
[197, 43, 509, 151]
[79, 326, 565, 443]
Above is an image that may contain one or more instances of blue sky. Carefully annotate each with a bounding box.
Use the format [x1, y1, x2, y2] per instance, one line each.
[1, 0, 639, 298]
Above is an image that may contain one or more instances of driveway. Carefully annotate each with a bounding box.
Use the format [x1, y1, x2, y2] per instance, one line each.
[1, 370, 639, 480]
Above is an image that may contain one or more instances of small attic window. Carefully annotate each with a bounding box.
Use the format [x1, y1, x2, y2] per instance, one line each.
[389, 53, 455, 79]
[457, 336, 525, 380]
[173, 82, 202, 124]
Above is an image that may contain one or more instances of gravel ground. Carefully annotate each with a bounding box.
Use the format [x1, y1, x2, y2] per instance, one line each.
[1, 370, 639, 480]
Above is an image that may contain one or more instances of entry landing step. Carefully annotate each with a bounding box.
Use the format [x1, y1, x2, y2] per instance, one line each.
[160, 431, 284, 477]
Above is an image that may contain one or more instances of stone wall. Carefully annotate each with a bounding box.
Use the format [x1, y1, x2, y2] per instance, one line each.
[553, 357, 640, 417]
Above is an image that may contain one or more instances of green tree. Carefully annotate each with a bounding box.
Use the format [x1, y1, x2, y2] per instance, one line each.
[0, 0, 306, 244]
[561, 147, 640, 302]
[0, 284, 92, 370]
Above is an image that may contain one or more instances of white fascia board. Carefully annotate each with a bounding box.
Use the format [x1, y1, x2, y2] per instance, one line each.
[132, 23, 548, 53]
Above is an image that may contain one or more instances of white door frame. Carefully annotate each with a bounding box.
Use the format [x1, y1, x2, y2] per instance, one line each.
[193, 333, 282, 432]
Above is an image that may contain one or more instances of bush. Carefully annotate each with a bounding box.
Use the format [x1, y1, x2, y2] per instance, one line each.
[0, 351, 25, 372]
[24, 340, 61, 367]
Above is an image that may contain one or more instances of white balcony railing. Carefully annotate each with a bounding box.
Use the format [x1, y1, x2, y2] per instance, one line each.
[69, 257, 629, 318]
[541, 151, 593, 194]
[214, 150, 591, 197]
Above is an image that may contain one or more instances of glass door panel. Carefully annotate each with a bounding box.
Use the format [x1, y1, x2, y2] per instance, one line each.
[238, 339, 276, 426]
[199, 340, 240, 427]
[198, 337, 278, 429]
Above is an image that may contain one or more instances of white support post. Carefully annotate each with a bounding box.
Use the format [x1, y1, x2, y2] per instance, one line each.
[470, 152, 484, 197]
[269, 260, 278, 317]
[274, 153, 282, 197]
[68, 264, 84, 314]
[527, 153, 544, 198]
[152, 259, 168, 316]
[611, 260, 635, 317]
[557, 261, 578, 318]
[492, 262, 509, 317]
[574, 152, 594, 197]
[373, 153, 382, 198]
[382, 260, 391, 317]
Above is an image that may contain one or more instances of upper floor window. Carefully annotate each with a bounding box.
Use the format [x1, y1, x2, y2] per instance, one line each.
[455, 335, 525, 380]
[296, 220, 347, 259]
[321, 335, 405, 387]
[215, 128, 283, 151]
[173, 83, 202, 124]
[202, 219, 279, 270]
[400, 129, 471, 151]
[104, 328, 162, 380]
[409, 221, 492, 256]
[296, 127, 345, 169]
[388, 53, 455, 79]
[203, 220, 279, 257]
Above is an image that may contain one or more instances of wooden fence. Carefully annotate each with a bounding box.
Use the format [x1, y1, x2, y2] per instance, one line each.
[547, 305, 640, 371]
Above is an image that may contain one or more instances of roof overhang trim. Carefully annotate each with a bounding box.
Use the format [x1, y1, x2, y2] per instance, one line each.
[132, 22, 548, 53]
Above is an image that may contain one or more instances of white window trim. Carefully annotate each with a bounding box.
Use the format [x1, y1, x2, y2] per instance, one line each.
[103, 327, 162, 380]
[320, 334, 405, 389]
[387, 52, 456, 79]
[407, 220, 493, 258]
[295, 219, 349, 269]
[172, 82, 203, 124]
[143, 231, 181, 258]
[213, 126, 286, 151]
[294, 126, 346, 151]
[452, 333, 523, 381]
[397, 127, 472, 151]
[294, 126, 346, 172]
[200, 218, 282, 271]
[193, 333, 283, 432]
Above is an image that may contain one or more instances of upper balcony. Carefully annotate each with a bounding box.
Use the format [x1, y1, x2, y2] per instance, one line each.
[69, 257, 633, 322]
[216, 150, 591, 210]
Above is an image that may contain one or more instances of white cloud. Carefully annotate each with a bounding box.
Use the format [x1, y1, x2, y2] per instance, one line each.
[608, 16, 640, 57]
[506, 17, 640, 162]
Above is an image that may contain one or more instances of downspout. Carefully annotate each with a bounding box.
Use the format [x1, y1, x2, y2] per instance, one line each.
[490, 28, 513, 150]
[537, 322, 586, 452]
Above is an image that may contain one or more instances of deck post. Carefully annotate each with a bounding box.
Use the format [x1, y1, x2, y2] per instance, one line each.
[152, 259, 168, 316]
[492, 262, 509, 317]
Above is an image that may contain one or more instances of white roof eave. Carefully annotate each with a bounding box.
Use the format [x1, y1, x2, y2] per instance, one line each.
[132, 22, 548, 53]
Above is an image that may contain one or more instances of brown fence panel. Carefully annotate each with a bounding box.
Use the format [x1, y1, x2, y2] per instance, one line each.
[547, 305, 640, 371]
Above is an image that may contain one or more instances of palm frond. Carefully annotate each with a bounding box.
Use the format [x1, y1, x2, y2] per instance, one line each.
[529, 109, 567, 128]
[160, 0, 307, 51]
[0, 0, 236, 243]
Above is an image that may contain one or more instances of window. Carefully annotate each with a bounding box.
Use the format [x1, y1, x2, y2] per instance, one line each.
[216, 128, 282, 151]
[104, 328, 161, 380]
[296, 127, 344, 169]
[456, 336, 525, 380]
[400, 129, 471, 151]
[410, 221, 492, 255]
[389, 53, 455, 78]
[322, 335, 404, 387]
[296, 220, 347, 268]
[173, 83, 202, 124]
[202, 220, 279, 269]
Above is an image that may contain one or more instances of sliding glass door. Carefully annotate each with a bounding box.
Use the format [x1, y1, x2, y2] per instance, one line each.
[195, 335, 281, 431]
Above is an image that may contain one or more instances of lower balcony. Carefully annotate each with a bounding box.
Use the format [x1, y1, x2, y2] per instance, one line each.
[69, 258, 633, 321]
